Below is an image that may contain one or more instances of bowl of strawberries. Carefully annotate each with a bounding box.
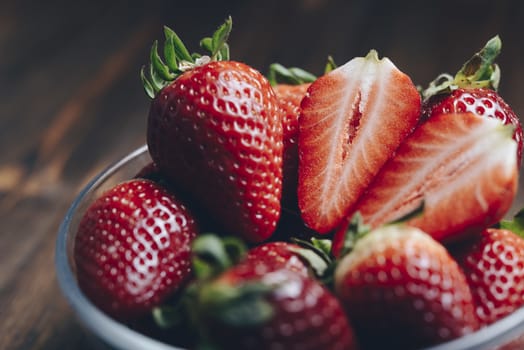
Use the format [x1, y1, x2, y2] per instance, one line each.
[56, 17, 524, 350]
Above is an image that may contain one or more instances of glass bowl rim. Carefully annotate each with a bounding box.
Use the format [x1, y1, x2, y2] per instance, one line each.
[55, 144, 524, 350]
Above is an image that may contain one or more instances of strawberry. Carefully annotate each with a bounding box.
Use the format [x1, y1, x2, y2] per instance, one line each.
[273, 82, 311, 205]
[451, 227, 524, 326]
[193, 259, 358, 350]
[267, 63, 321, 240]
[74, 179, 199, 320]
[334, 224, 479, 349]
[245, 238, 334, 281]
[421, 36, 523, 165]
[142, 18, 283, 243]
[245, 241, 311, 277]
[341, 112, 518, 243]
[298, 50, 421, 233]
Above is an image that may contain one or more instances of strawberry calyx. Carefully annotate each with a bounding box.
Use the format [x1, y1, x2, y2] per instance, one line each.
[288, 237, 333, 278]
[151, 233, 246, 331]
[141, 17, 233, 98]
[338, 212, 371, 258]
[197, 280, 275, 327]
[191, 233, 247, 280]
[421, 35, 502, 102]
[267, 63, 316, 86]
[267, 56, 337, 86]
[498, 208, 524, 237]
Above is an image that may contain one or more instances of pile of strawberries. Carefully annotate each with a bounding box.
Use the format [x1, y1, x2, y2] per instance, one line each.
[73, 18, 524, 350]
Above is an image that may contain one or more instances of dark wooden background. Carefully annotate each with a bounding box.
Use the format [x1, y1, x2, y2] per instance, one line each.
[1, 0, 524, 349]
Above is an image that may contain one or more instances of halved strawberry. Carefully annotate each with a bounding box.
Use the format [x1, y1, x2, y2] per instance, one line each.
[334, 224, 479, 349]
[298, 50, 421, 233]
[344, 112, 518, 243]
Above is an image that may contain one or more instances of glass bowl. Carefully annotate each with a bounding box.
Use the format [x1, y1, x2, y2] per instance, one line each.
[55, 145, 524, 350]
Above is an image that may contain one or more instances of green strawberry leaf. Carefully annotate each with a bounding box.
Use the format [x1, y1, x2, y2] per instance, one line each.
[163, 31, 179, 72]
[191, 234, 247, 280]
[218, 295, 273, 327]
[142, 18, 234, 98]
[211, 16, 233, 58]
[421, 36, 502, 101]
[288, 245, 330, 278]
[455, 35, 501, 90]
[268, 63, 316, 86]
[148, 63, 168, 94]
[324, 55, 337, 74]
[140, 66, 155, 99]
[339, 212, 371, 258]
[499, 208, 524, 237]
[150, 40, 176, 81]
[164, 25, 193, 63]
[200, 37, 213, 54]
[200, 281, 274, 327]
[152, 304, 182, 329]
[218, 43, 230, 61]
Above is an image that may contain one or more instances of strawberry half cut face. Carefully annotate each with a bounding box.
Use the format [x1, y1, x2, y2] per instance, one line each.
[298, 50, 421, 233]
[348, 112, 518, 243]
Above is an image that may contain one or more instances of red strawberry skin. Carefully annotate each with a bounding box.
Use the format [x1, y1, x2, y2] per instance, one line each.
[273, 83, 310, 206]
[74, 179, 198, 320]
[298, 51, 421, 233]
[451, 228, 524, 326]
[205, 263, 358, 350]
[423, 88, 523, 164]
[347, 112, 518, 243]
[335, 225, 479, 349]
[147, 61, 283, 243]
[245, 241, 310, 277]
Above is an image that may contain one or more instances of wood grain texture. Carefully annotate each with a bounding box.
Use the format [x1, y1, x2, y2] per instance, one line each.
[1, 0, 523, 349]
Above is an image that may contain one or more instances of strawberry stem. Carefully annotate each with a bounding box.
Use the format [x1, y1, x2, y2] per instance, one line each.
[324, 55, 338, 74]
[365, 49, 380, 62]
[455, 35, 501, 90]
[421, 35, 502, 101]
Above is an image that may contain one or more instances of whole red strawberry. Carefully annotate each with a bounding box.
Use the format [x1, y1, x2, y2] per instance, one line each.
[451, 227, 524, 326]
[245, 241, 310, 277]
[274, 83, 310, 205]
[194, 259, 359, 350]
[422, 36, 523, 165]
[143, 19, 283, 243]
[334, 224, 479, 349]
[268, 63, 321, 240]
[74, 179, 199, 320]
[268, 63, 316, 207]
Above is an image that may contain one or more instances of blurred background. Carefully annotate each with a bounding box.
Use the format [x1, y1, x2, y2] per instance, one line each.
[1, 0, 523, 349]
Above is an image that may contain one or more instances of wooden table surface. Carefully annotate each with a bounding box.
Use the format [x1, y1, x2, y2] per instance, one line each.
[1, 0, 524, 349]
